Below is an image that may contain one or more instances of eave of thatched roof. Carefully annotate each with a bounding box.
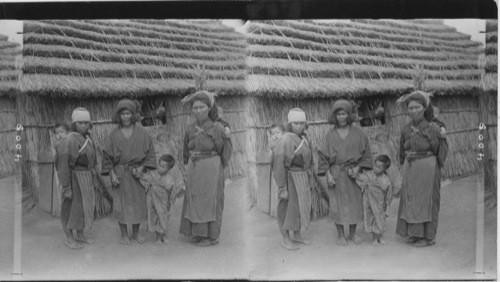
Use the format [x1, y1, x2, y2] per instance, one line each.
[22, 20, 247, 98]
[247, 20, 484, 98]
[247, 75, 482, 99]
[20, 74, 246, 98]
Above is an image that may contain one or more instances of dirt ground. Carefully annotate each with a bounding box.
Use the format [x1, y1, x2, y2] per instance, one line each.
[2, 177, 248, 280]
[0, 175, 17, 279]
[0, 174, 497, 280]
[247, 174, 497, 280]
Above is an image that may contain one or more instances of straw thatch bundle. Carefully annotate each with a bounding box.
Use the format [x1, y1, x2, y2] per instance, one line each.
[245, 19, 484, 213]
[21, 20, 248, 209]
[0, 34, 21, 179]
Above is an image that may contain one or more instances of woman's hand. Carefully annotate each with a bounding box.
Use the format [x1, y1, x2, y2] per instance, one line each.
[110, 171, 120, 187]
[133, 166, 145, 178]
[278, 187, 288, 200]
[326, 172, 335, 187]
[62, 188, 72, 199]
[349, 166, 360, 178]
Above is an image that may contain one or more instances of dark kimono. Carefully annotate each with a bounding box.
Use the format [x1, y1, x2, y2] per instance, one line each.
[180, 119, 230, 240]
[272, 132, 313, 232]
[318, 125, 373, 225]
[57, 132, 97, 230]
[102, 125, 157, 224]
[396, 118, 442, 240]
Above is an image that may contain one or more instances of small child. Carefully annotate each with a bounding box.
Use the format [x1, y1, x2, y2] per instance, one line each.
[354, 155, 393, 245]
[268, 123, 285, 151]
[268, 124, 286, 216]
[139, 154, 179, 245]
[53, 123, 70, 160]
[432, 106, 447, 136]
[217, 106, 231, 136]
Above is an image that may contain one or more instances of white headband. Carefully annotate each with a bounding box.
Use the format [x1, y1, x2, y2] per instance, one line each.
[287, 108, 306, 123]
[72, 107, 91, 122]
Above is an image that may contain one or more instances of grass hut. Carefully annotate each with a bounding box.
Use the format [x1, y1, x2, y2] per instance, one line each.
[245, 19, 484, 215]
[0, 34, 21, 178]
[20, 19, 248, 210]
[480, 19, 497, 208]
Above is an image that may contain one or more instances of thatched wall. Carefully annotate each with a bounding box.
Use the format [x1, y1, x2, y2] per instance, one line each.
[0, 34, 21, 178]
[481, 19, 497, 208]
[0, 96, 17, 178]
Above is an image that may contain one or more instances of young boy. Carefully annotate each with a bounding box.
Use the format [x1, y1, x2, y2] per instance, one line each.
[138, 154, 179, 245]
[53, 123, 70, 161]
[268, 124, 286, 217]
[354, 155, 393, 245]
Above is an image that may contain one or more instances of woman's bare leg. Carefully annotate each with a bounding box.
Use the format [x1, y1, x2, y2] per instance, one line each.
[280, 228, 299, 250]
[75, 230, 94, 244]
[131, 224, 145, 244]
[292, 230, 311, 245]
[336, 224, 347, 246]
[119, 223, 130, 245]
[348, 224, 362, 245]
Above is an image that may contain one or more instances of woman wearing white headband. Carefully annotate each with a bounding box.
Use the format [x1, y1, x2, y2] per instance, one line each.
[272, 108, 313, 251]
[56, 107, 97, 250]
[317, 99, 373, 246]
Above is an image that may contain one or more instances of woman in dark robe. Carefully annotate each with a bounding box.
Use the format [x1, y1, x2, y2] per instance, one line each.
[272, 108, 313, 251]
[57, 108, 97, 250]
[102, 99, 157, 245]
[179, 90, 231, 247]
[317, 99, 373, 246]
[396, 91, 445, 247]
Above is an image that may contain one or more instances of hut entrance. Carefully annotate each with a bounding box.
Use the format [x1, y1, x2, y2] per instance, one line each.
[140, 97, 167, 127]
[356, 97, 386, 127]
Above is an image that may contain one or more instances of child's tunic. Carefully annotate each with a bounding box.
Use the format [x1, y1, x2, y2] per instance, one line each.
[355, 171, 393, 235]
[139, 171, 176, 233]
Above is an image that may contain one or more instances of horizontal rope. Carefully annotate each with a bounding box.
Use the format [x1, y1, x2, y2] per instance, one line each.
[0, 129, 16, 134]
[0, 109, 17, 113]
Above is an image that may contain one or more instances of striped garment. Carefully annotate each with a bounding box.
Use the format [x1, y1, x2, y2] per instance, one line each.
[288, 170, 312, 232]
[73, 170, 96, 230]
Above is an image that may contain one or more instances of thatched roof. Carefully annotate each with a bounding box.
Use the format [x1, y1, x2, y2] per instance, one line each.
[246, 20, 484, 98]
[0, 34, 21, 97]
[483, 20, 497, 91]
[21, 20, 247, 98]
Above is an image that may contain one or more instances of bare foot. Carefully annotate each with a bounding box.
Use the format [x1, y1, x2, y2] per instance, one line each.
[349, 234, 362, 245]
[281, 239, 300, 251]
[155, 238, 163, 245]
[371, 239, 380, 246]
[404, 236, 418, 244]
[161, 235, 170, 244]
[378, 237, 386, 245]
[119, 236, 130, 245]
[188, 236, 201, 243]
[74, 234, 95, 244]
[131, 234, 145, 244]
[336, 237, 347, 246]
[196, 238, 219, 247]
[65, 238, 83, 250]
[292, 234, 312, 245]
